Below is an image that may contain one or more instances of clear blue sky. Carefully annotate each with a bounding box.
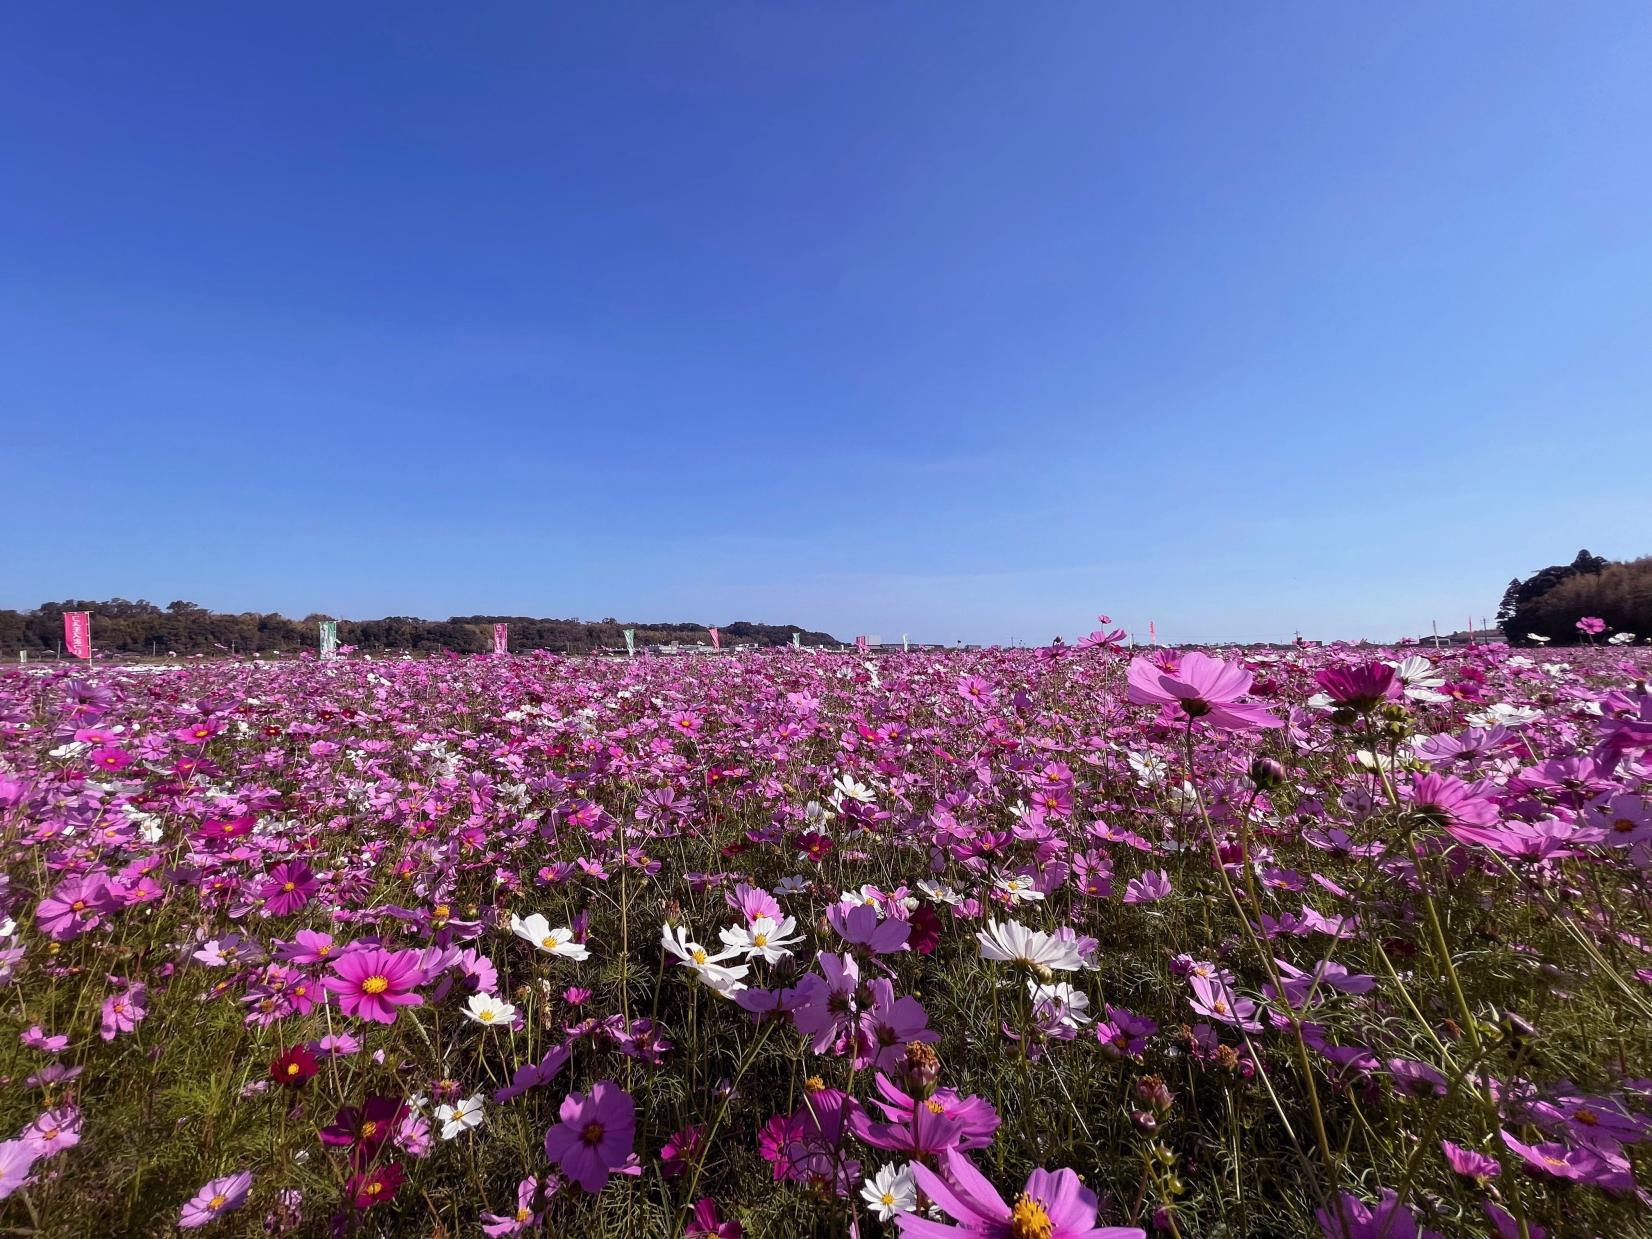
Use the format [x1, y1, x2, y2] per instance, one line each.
[4, 5, 1650, 645]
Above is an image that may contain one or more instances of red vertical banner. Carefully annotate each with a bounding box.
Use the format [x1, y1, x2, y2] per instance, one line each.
[493, 623, 508, 655]
[1148, 621, 1156, 646]
[856, 635, 868, 653]
[64, 611, 92, 659]
[708, 627, 721, 650]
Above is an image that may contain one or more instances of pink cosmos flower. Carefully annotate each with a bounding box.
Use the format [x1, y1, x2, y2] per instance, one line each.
[179, 1170, 252, 1228]
[1440, 1139, 1499, 1182]
[274, 928, 337, 965]
[1126, 652, 1280, 731]
[543, 1080, 636, 1193]
[1122, 869, 1171, 905]
[1315, 1189, 1441, 1239]
[35, 872, 121, 941]
[850, 1093, 964, 1157]
[481, 1177, 543, 1236]
[1577, 616, 1606, 635]
[258, 861, 318, 916]
[1187, 974, 1261, 1032]
[1095, 1006, 1157, 1058]
[830, 901, 911, 954]
[861, 1072, 1000, 1151]
[898, 1147, 1144, 1238]
[1404, 773, 1499, 829]
[1499, 1129, 1634, 1189]
[320, 948, 427, 1024]
[0, 1140, 37, 1201]
[100, 985, 147, 1041]
[20, 1026, 68, 1054]
[793, 952, 861, 1054]
[685, 1198, 743, 1238]
[19, 1106, 81, 1160]
[87, 746, 132, 772]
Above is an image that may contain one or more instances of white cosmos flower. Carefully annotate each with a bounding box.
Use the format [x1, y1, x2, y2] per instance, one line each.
[1028, 978, 1092, 1027]
[509, 912, 591, 961]
[462, 992, 517, 1027]
[831, 774, 877, 806]
[993, 873, 1045, 903]
[1390, 655, 1450, 703]
[775, 875, 811, 896]
[1466, 702, 1542, 729]
[435, 1093, 485, 1140]
[661, 923, 749, 997]
[1128, 751, 1168, 786]
[1526, 633, 1552, 644]
[837, 885, 881, 908]
[860, 1162, 917, 1221]
[719, 914, 802, 964]
[1609, 632, 1637, 645]
[976, 919, 1085, 974]
[917, 879, 963, 907]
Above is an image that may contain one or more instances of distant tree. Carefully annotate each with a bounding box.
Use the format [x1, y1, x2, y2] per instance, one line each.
[1501, 550, 1632, 645]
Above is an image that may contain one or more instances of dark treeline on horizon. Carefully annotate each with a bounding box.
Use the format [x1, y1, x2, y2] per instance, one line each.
[1497, 552, 1652, 646]
[0, 600, 840, 656]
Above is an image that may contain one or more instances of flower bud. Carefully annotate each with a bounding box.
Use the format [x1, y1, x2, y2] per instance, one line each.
[1248, 757, 1286, 791]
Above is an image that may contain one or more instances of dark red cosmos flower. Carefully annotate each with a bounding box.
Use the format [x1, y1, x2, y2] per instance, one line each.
[796, 832, 834, 862]
[346, 1162, 405, 1210]
[270, 1044, 318, 1088]
[320, 1097, 407, 1161]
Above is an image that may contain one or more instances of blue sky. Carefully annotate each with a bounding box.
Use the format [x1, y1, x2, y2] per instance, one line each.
[4, 4, 1650, 645]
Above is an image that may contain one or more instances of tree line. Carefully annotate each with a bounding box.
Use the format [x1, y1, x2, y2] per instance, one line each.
[1497, 550, 1652, 645]
[0, 600, 840, 657]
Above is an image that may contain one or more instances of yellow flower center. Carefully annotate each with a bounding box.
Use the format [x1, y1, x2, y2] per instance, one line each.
[286, 1063, 300, 1075]
[208, 1194, 227, 1211]
[282, 881, 296, 892]
[360, 975, 389, 995]
[360, 1120, 379, 1138]
[692, 948, 708, 965]
[805, 1075, 826, 1091]
[434, 904, 451, 918]
[542, 935, 560, 949]
[881, 1192, 896, 1206]
[753, 933, 768, 947]
[366, 1181, 383, 1196]
[479, 1009, 494, 1022]
[925, 1099, 946, 1114]
[1010, 1194, 1055, 1239]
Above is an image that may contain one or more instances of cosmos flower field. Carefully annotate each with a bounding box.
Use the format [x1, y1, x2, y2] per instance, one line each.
[3, 631, 1652, 1238]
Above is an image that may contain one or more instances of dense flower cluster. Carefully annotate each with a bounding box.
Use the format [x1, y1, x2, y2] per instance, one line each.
[1, 631, 1650, 1236]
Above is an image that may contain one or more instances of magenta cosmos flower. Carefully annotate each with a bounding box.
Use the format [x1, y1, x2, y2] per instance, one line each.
[179, 1170, 252, 1228]
[1126, 652, 1280, 731]
[1314, 662, 1401, 713]
[898, 1147, 1144, 1238]
[258, 860, 318, 916]
[543, 1080, 635, 1193]
[321, 948, 427, 1024]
